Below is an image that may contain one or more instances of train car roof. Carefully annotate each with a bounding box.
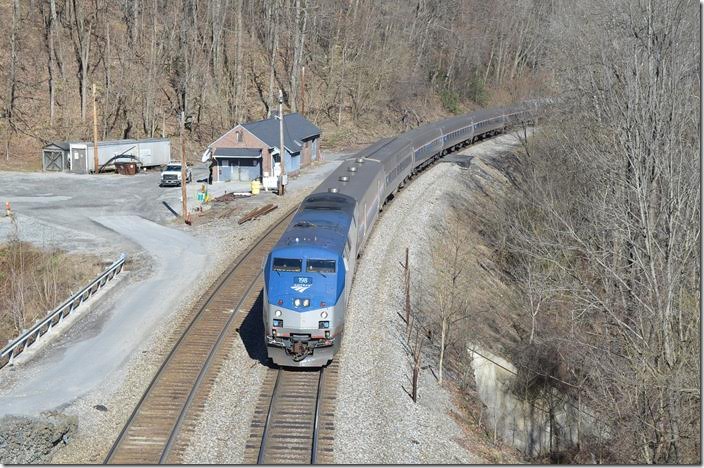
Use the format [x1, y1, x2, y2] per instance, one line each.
[354, 137, 396, 159]
[312, 158, 382, 203]
[437, 114, 474, 132]
[363, 136, 412, 166]
[403, 124, 443, 148]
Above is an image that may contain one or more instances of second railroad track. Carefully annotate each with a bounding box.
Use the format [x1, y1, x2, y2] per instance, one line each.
[105, 208, 295, 464]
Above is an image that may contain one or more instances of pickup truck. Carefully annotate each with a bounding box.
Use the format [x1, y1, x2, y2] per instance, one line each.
[159, 163, 192, 187]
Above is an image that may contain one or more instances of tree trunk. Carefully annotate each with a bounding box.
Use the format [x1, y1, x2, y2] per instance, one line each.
[70, 0, 92, 122]
[438, 316, 446, 386]
[289, 0, 307, 113]
[6, 0, 19, 160]
[234, 0, 244, 122]
[41, 0, 57, 127]
[267, 0, 278, 117]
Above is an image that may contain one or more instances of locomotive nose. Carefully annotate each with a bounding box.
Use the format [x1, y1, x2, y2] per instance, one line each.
[268, 306, 331, 330]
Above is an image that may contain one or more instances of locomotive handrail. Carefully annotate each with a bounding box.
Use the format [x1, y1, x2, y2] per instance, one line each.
[0, 253, 127, 370]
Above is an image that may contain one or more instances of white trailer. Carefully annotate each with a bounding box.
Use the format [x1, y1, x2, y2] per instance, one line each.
[42, 138, 172, 173]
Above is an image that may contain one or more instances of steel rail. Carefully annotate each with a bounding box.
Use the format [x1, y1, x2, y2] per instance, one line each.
[255, 368, 325, 465]
[310, 368, 325, 464]
[256, 369, 283, 464]
[158, 268, 264, 463]
[104, 207, 296, 464]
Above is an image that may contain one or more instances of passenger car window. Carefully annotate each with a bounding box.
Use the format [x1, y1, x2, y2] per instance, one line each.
[273, 258, 302, 272]
[307, 259, 336, 273]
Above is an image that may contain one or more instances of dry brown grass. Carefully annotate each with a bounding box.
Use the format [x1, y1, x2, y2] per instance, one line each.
[0, 239, 102, 346]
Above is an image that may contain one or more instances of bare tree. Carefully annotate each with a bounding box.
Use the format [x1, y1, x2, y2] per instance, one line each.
[431, 217, 474, 386]
[39, 0, 58, 127]
[4, 0, 20, 161]
[497, 0, 700, 462]
[67, 0, 94, 122]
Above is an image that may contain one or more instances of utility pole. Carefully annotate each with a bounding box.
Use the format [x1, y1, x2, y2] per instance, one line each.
[180, 111, 189, 224]
[300, 66, 305, 116]
[92, 83, 100, 173]
[277, 89, 286, 196]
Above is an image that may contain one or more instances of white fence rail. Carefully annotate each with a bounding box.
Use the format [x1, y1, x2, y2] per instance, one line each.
[0, 253, 127, 370]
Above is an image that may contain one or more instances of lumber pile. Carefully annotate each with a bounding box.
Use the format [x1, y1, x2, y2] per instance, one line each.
[213, 192, 251, 202]
[238, 204, 278, 225]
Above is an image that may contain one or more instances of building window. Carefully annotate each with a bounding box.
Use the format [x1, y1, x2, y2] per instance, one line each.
[236, 131, 243, 143]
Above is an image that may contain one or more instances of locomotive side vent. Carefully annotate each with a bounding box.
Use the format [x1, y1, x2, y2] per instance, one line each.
[328, 187, 339, 193]
[339, 175, 349, 182]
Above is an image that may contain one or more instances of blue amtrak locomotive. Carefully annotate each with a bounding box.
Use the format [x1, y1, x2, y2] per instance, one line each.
[263, 101, 542, 367]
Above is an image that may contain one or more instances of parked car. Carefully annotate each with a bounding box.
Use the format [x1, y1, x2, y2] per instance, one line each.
[160, 162, 192, 187]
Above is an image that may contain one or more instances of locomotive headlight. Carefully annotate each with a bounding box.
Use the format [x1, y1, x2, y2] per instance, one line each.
[275, 310, 282, 317]
[273, 319, 283, 328]
[320, 311, 328, 319]
[303, 299, 310, 307]
[294, 298, 301, 307]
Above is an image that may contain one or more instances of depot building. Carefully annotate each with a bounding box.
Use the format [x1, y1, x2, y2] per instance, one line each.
[202, 112, 321, 184]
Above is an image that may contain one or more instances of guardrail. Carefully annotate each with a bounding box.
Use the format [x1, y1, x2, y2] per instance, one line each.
[0, 253, 127, 370]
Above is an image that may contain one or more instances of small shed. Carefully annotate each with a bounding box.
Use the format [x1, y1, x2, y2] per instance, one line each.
[213, 147, 262, 182]
[42, 142, 71, 171]
[42, 138, 172, 173]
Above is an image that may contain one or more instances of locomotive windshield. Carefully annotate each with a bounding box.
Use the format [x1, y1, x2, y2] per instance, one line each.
[306, 259, 336, 273]
[272, 258, 302, 272]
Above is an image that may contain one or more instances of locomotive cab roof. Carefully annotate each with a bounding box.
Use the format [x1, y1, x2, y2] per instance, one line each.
[271, 193, 355, 255]
[300, 192, 357, 219]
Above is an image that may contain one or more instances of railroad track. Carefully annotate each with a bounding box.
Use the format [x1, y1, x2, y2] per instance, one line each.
[244, 360, 340, 464]
[104, 208, 296, 464]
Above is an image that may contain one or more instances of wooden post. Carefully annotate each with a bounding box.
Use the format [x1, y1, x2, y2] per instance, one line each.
[92, 83, 100, 173]
[277, 89, 286, 196]
[405, 247, 411, 334]
[412, 326, 423, 403]
[180, 111, 189, 224]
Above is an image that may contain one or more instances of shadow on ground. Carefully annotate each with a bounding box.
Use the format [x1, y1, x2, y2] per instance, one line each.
[237, 289, 329, 372]
[237, 290, 275, 367]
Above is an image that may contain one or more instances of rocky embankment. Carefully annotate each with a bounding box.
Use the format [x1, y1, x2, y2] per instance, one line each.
[0, 413, 77, 464]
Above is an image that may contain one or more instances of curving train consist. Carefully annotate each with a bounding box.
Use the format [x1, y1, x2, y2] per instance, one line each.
[263, 101, 541, 367]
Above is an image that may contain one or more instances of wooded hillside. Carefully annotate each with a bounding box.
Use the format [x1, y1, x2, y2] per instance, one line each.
[490, 1, 699, 463]
[0, 0, 553, 170]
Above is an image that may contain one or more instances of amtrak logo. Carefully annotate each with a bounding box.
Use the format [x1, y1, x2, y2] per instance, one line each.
[291, 284, 312, 293]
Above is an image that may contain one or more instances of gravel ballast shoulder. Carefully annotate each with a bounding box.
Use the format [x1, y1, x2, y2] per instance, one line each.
[332, 160, 481, 464]
[333, 133, 530, 463]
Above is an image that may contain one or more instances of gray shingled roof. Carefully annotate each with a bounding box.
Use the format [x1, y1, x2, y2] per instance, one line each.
[242, 113, 320, 155]
[213, 147, 261, 158]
